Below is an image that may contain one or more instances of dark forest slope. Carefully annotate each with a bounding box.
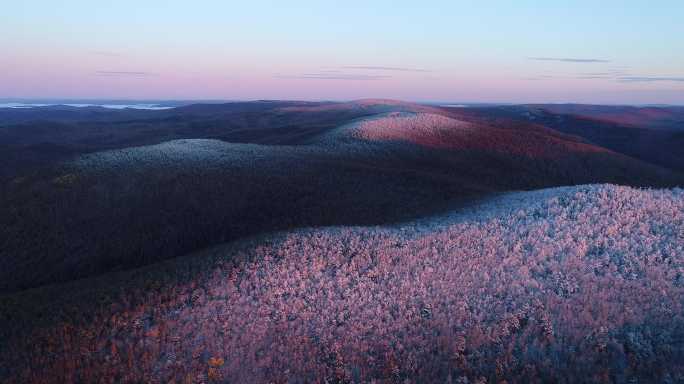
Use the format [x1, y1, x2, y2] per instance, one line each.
[1, 101, 683, 292]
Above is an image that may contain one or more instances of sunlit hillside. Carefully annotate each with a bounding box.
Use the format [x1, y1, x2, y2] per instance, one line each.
[2, 184, 682, 383]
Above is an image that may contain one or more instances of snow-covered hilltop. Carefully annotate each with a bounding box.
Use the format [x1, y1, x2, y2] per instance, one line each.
[4, 184, 683, 383]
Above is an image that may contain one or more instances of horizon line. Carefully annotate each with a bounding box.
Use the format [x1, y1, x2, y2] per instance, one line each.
[1, 97, 683, 107]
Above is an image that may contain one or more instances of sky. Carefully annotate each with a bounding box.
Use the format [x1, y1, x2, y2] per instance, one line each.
[1, 0, 683, 104]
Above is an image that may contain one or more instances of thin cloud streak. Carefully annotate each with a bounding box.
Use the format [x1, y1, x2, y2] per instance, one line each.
[580, 72, 625, 76]
[89, 51, 124, 57]
[343, 66, 431, 73]
[529, 57, 611, 63]
[618, 76, 684, 83]
[96, 71, 156, 77]
[521, 75, 562, 81]
[276, 73, 391, 81]
[522, 70, 684, 84]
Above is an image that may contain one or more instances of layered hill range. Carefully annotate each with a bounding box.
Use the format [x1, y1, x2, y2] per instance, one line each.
[1, 99, 684, 382]
[1, 99, 683, 293]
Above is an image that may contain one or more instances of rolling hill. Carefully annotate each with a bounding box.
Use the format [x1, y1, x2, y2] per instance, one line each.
[1, 101, 682, 292]
[450, 104, 684, 172]
[2, 184, 682, 383]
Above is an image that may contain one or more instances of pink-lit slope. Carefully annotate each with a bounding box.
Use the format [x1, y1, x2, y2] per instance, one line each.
[2, 184, 683, 383]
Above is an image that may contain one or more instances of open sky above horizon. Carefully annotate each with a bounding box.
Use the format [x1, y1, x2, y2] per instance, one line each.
[2, 1, 683, 104]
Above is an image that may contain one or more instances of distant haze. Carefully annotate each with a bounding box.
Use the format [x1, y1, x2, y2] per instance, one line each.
[2, 1, 683, 104]
[0, 102, 174, 110]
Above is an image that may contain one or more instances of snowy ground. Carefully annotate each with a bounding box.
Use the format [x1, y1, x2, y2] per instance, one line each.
[68, 111, 475, 174]
[4, 184, 683, 383]
[69, 138, 321, 173]
[325, 111, 472, 143]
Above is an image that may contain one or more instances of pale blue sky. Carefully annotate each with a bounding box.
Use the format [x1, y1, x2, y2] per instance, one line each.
[2, 1, 683, 103]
